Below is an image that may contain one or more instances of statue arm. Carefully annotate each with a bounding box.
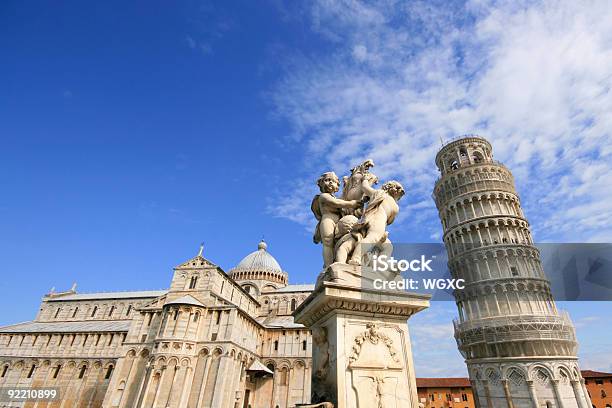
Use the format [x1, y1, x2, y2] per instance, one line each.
[319, 193, 358, 209]
[361, 178, 377, 197]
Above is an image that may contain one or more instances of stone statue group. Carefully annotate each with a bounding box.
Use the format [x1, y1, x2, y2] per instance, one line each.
[311, 160, 405, 269]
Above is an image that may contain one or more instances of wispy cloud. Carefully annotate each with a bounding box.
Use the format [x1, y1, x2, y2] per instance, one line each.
[268, 0, 612, 242]
[184, 1, 235, 55]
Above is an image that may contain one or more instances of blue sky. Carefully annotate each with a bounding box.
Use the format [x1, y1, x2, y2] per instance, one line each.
[1, 0, 611, 376]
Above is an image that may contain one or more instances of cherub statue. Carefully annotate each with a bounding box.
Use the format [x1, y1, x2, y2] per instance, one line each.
[348, 178, 405, 265]
[341, 159, 378, 217]
[312, 172, 361, 268]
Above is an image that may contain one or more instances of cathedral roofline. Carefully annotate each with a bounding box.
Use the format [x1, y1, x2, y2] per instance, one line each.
[0, 319, 132, 333]
[265, 284, 314, 293]
[165, 295, 205, 307]
[44, 290, 168, 302]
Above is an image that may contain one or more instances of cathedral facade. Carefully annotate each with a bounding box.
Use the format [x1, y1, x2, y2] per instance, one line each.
[0, 241, 314, 408]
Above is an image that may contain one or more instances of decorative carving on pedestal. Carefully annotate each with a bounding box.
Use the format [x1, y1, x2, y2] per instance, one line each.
[313, 327, 330, 379]
[348, 323, 399, 365]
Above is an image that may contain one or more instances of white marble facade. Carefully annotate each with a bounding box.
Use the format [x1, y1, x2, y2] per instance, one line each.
[0, 241, 313, 408]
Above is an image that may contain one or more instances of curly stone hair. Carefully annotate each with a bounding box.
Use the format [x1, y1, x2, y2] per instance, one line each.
[317, 171, 340, 192]
[381, 180, 405, 199]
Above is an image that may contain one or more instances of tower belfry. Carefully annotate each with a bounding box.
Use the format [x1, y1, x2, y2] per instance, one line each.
[432, 135, 590, 408]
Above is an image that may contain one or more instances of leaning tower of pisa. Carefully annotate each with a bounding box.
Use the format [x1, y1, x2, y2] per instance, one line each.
[432, 135, 591, 408]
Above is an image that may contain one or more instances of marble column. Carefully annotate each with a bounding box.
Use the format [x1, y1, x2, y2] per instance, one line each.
[196, 356, 213, 407]
[580, 379, 593, 408]
[134, 365, 153, 408]
[151, 366, 167, 408]
[527, 380, 539, 408]
[483, 380, 493, 408]
[177, 366, 194, 408]
[571, 380, 587, 408]
[502, 379, 515, 408]
[470, 380, 482, 408]
[551, 379, 565, 408]
[163, 365, 180, 408]
[210, 356, 229, 407]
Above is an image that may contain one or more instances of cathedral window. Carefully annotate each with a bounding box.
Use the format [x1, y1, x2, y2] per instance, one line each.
[108, 305, 115, 317]
[1, 365, 8, 378]
[78, 365, 86, 379]
[215, 311, 221, 325]
[54, 308, 61, 318]
[193, 312, 200, 322]
[281, 367, 288, 385]
[27, 364, 36, 378]
[291, 299, 297, 311]
[126, 305, 132, 316]
[173, 309, 179, 320]
[189, 276, 198, 289]
[91, 306, 98, 317]
[52, 364, 61, 379]
[95, 334, 101, 346]
[302, 340, 307, 351]
[105, 365, 114, 379]
[108, 334, 114, 345]
[72, 307, 79, 318]
[274, 340, 279, 351]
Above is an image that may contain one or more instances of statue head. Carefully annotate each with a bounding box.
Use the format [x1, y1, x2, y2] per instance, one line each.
[317, 172, 340, 194]
[382, 180, 405, 201]
[335, 215, 359, 238]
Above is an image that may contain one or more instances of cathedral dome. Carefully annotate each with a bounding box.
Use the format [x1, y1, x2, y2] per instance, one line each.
[229, 240, 288, 288]
[234, 240, 282, 273]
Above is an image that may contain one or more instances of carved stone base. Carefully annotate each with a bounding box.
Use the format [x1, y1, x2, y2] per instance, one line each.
[294, 264, 430, 408]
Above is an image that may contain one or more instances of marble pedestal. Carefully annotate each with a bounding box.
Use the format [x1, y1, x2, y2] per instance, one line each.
[294, 263, 430, 408]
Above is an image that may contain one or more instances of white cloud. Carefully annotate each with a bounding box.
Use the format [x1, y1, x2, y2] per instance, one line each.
[269, 0, 612, 242]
